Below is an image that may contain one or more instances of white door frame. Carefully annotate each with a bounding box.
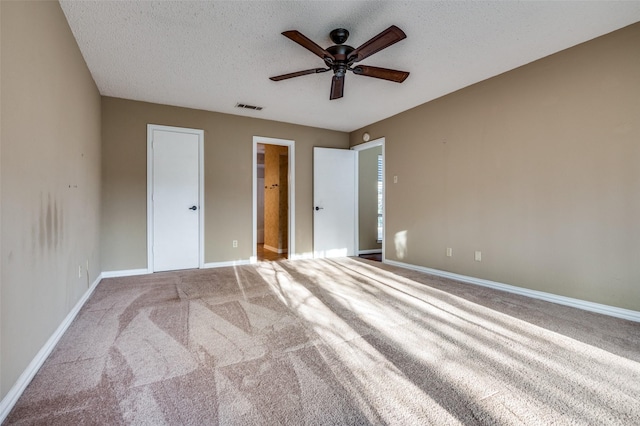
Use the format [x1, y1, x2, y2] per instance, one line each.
[352, 137, 385, 261]
[252, 136, 295, 262]
[147, 124, 205, 272]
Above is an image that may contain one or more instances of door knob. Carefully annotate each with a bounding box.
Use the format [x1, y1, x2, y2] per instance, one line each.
[189, 206, 197, 211]
[315, 206, 324, 211]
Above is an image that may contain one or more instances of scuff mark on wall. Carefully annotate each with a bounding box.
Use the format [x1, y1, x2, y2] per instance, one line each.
[38, 192, 65, 253]
[39, 194, 46, 253]
[53, 198, 58, 249]
[46, 194, 53, 251]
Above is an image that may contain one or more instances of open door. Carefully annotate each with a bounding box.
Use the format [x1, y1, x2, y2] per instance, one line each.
[313, 147, 356, 258]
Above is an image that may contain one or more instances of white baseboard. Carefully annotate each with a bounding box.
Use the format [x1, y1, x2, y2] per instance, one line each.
[203, 259, 252, 268]
[358, 249, 382, 255]
[0, 274, 104, 423]
[103, 262, 259, 274]
[289, 252, 314, 260]
[101, 268, 150, 278]
[384, 259, 640, 323]
[263, 245, 288, 254]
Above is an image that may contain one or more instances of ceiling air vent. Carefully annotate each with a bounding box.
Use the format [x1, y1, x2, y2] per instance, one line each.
[235, 103, 263, 111]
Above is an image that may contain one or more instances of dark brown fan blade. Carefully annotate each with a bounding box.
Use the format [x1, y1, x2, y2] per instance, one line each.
[270, 68, 329, 81]
[352, 65, 409, 83]
[330, 75, 345, 100]
[347, 25, 406, 63]
[282, 30, 336, 62]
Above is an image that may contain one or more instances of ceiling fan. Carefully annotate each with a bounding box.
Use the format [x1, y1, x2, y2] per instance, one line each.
[270, 25, 410, 100]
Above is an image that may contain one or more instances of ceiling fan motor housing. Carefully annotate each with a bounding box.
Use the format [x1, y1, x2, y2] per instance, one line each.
[329, 28, 349, 44]
[325, 44, 355, 76]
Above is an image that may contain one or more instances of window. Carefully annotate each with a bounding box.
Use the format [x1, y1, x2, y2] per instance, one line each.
[377, 154, 383, 242]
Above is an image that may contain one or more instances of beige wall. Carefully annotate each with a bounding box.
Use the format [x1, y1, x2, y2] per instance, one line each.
[0, 0, 3, 396]
[101, 97, 348, 270]
[350, 23, 640, 311]
[358, 145, 382, 251]
[0, 0, 102, 398]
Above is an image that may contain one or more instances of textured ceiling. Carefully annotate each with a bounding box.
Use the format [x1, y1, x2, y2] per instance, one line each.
[59, 1, 640, 132]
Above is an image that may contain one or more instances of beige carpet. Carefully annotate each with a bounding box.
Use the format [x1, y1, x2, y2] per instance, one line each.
[5, 258, 640, 425]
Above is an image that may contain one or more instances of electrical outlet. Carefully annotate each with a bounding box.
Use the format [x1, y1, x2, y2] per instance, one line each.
[233, 240, 238, 248]
[446, 248, 453, 257]
[393, 175, 398, 184]
[474, 251, 482, 262]
[78, 265, 82, 278]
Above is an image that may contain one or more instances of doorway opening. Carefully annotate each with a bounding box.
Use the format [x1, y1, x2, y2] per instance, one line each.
[253, 137, 295, 262]
[353, 138, 385, 262]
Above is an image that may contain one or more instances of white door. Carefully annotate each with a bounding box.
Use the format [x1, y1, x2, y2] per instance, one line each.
[149, 126, 202, 272]
[313, 147, 356, 258]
